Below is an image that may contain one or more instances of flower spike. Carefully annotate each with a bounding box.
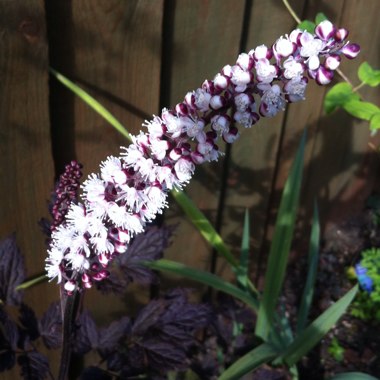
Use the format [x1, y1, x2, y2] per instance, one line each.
[45, 20, 360, 293]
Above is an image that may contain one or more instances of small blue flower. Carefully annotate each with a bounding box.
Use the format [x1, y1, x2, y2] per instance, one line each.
[355, 263, 374, 293]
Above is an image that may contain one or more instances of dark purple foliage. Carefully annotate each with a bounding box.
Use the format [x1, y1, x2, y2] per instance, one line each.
[39, 301, 62, 349]
[97, 226, 176, 293]
[139, 339, 189, 371]
[0, 234, 26, 305]
[19, 303, 40, 341]
[17, 351, 50, 380]
[80, 366, 112, 380]
[73, 310, 99, 355]
[98, 316, 131, 353]
[0, 308, 18, 372]
[131, 299, 166, 336]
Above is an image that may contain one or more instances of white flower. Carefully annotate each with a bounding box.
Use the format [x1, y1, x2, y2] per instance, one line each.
[90, 234, 114, 255]
[150, 138, 169, 160]
[231, 65, 251, 92]
[194, 88, 211, 111]
[45, 260, 62, 283]
[82, 174, 106, 203]
[274, 35, 295, 58]
[143, 115, 164, 139]
[100, 156, 127, 185]
[300, 32, 325, 70]
[66, 203, 89, 234]
[282, 56, 304, 79]
[211, 114, 230, 134]
[65, 251, 90, 271]
[162, 109, 183, 138]
[174, 158, 195, 183]
[259, 84, 286, 117]
[255, 58, 277, 83]
[284, 77, 308, 102]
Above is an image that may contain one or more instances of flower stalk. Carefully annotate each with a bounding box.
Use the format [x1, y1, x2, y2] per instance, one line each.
[45, 20, 360, 293]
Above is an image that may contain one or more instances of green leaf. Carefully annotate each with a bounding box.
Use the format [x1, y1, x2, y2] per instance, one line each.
[50, 68, 132, 142]
[235, 209, 250, 289]
[296, 202, 320, 333]
[324, 83, 359, 114]
[343, 100, 380, 121]
[329, 373, 379, 380]
[170, 189, 238, 268]
[358, 62, 380, 87]
[370, 112, 380, 132]
[255, 131, 306, 342]
[278, 285, 358, 367]
[145, 259, 258, 312]
[218, 343, 278, 380]
[315, 12, 328, 24]
[297, 20, 316, 34]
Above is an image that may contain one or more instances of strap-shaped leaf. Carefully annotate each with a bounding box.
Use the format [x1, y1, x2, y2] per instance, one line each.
[145, 259, 258, 311]
[50, 68, 132, 142]
[171, 189, 238, 267]
[278, 285, 358, 367]
[255, 131, 306, 341]
[218, 343, 278, 380]
[296, 202, 320, 333]
[235, 209, 250, 289]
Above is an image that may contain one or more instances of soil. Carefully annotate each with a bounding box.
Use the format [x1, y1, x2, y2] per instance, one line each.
[285, 202, 380, 379]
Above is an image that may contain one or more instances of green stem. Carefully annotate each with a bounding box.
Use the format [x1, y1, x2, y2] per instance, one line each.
[15, 273, 47, 290]
[282, 0, 301, 24]
[353, 81, 366, 92]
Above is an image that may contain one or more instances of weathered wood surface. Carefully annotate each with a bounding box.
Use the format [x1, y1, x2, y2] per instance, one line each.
[0, 0, 379, 377]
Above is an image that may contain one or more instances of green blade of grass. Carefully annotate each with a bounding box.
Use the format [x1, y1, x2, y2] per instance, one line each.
[296, 201, 320, 333]
[255, 131, 306, 342]
[278, 285, 358, 367]
[235, 209, 250, 289]
[218, 343, 278, 380]
[49, 68, 132, 142]
[15, 274, 47, 290]
[171, 189, 238, 268]
[145, 259, 258, 312]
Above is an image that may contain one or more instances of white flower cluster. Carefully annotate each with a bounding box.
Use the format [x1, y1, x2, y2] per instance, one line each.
[46, 20, 360, 293]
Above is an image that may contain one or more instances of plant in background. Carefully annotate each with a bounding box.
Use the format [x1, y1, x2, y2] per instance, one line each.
[351, 248, 380, 322]
[328, 337, 345, 363]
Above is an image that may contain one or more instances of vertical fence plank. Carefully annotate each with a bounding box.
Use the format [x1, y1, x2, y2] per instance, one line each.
[162, 0, 246, 276]
[0, 0, 57, 377]
[218, 0, 305, 281]
[47, 0, 164, 319]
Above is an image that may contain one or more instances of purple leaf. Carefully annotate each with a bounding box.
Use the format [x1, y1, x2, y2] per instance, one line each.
[131, 299, 166, 336]
[73, 310, 99, 354]
[98, 316, 131, 353]
[19, 304, 39, 341]
[0, 234, 26, 305]
[0, 308, 17, 372]
[140, 340, 189, 371]
[17, 351, 50, 380]
[39, 302, 62, 349]
[0, 307, 19, 350]
[118, 226, 175, 285]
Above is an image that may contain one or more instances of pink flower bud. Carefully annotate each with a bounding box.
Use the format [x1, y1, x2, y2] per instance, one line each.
[324, 54, 341, 70]
[335, 28, 348, 42]
[316, 67, 334, 85]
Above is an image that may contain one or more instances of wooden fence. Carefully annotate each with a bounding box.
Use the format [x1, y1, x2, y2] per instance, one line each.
[0, 0, 379, 376]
